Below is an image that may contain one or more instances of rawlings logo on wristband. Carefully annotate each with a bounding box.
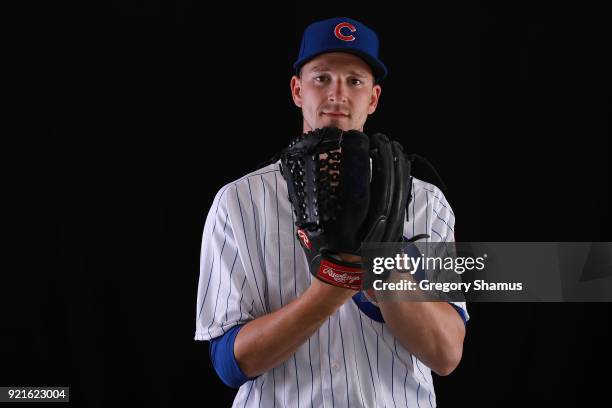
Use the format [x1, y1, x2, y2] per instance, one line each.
[317, 259, 363, 290]
[322, 267, 360, 284]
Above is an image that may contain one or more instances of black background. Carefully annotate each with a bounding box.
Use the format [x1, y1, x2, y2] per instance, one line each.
[8, 2, 609, 407]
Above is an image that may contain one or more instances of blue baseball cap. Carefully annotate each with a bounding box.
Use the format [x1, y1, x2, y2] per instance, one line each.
[294, 17, 388, 83]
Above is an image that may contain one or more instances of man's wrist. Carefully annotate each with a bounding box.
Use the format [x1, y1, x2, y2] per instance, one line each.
[338, 253, 363, 263]
[306, 278, 355, 312]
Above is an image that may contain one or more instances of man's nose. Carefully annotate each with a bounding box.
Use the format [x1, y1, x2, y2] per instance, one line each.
[327, 78, 347, 103]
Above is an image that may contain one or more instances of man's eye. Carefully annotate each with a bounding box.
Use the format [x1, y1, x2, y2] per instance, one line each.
[315, 76, 329, 82]
[351, 78, 363, 86]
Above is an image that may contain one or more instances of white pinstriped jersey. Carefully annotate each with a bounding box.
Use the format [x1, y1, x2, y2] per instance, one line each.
[195, 161, 469, 408]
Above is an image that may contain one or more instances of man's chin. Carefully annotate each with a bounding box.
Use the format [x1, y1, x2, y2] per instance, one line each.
[317, 118, 352, 131]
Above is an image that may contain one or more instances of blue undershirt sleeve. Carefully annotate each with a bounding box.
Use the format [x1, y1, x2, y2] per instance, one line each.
[209, 324, 259, 388]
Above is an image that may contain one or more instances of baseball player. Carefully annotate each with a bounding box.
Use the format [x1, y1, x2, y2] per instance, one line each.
[195, 17, 469, 407]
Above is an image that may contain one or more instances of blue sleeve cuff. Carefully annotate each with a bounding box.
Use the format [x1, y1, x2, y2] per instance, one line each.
[353, 292, 468, 327]
[352, 291, 385, 322]
[209, 324, 257, 388]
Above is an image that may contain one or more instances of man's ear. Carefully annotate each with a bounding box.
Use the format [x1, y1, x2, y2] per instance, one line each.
[290, 75, 302, 108]
[368, 84, 382, 114]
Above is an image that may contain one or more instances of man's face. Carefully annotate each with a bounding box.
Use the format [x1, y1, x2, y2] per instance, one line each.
[290, 52, 382, 132]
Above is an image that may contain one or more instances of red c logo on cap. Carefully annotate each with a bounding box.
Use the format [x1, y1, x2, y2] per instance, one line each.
[334, 22, 356, 42]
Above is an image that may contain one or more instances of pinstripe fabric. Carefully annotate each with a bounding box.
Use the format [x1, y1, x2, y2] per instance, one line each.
[195, 162, 469, 407]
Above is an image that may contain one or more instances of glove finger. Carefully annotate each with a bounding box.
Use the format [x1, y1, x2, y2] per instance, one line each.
[361, 133, 394, 243]
[382, 140, 411, 242]
[334, 129, 371, 251]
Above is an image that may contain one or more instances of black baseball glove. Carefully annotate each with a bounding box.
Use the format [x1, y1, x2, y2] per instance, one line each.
[280, 127, 412, 290]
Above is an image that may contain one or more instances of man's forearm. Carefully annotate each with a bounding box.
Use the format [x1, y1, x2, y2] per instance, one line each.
[373, 270, 465, 376]
[379, 300, 465, 376]
[234, 279, 353, 378]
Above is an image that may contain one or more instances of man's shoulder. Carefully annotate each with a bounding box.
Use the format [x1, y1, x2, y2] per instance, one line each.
[212, 161, 282, 202]
[411, 176, 453, 211]
[231, 161, 282, 186]
[411, 176, 445, 199]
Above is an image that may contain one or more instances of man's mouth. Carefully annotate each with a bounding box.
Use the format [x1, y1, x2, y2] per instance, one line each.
[323, 112, 349, 117]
